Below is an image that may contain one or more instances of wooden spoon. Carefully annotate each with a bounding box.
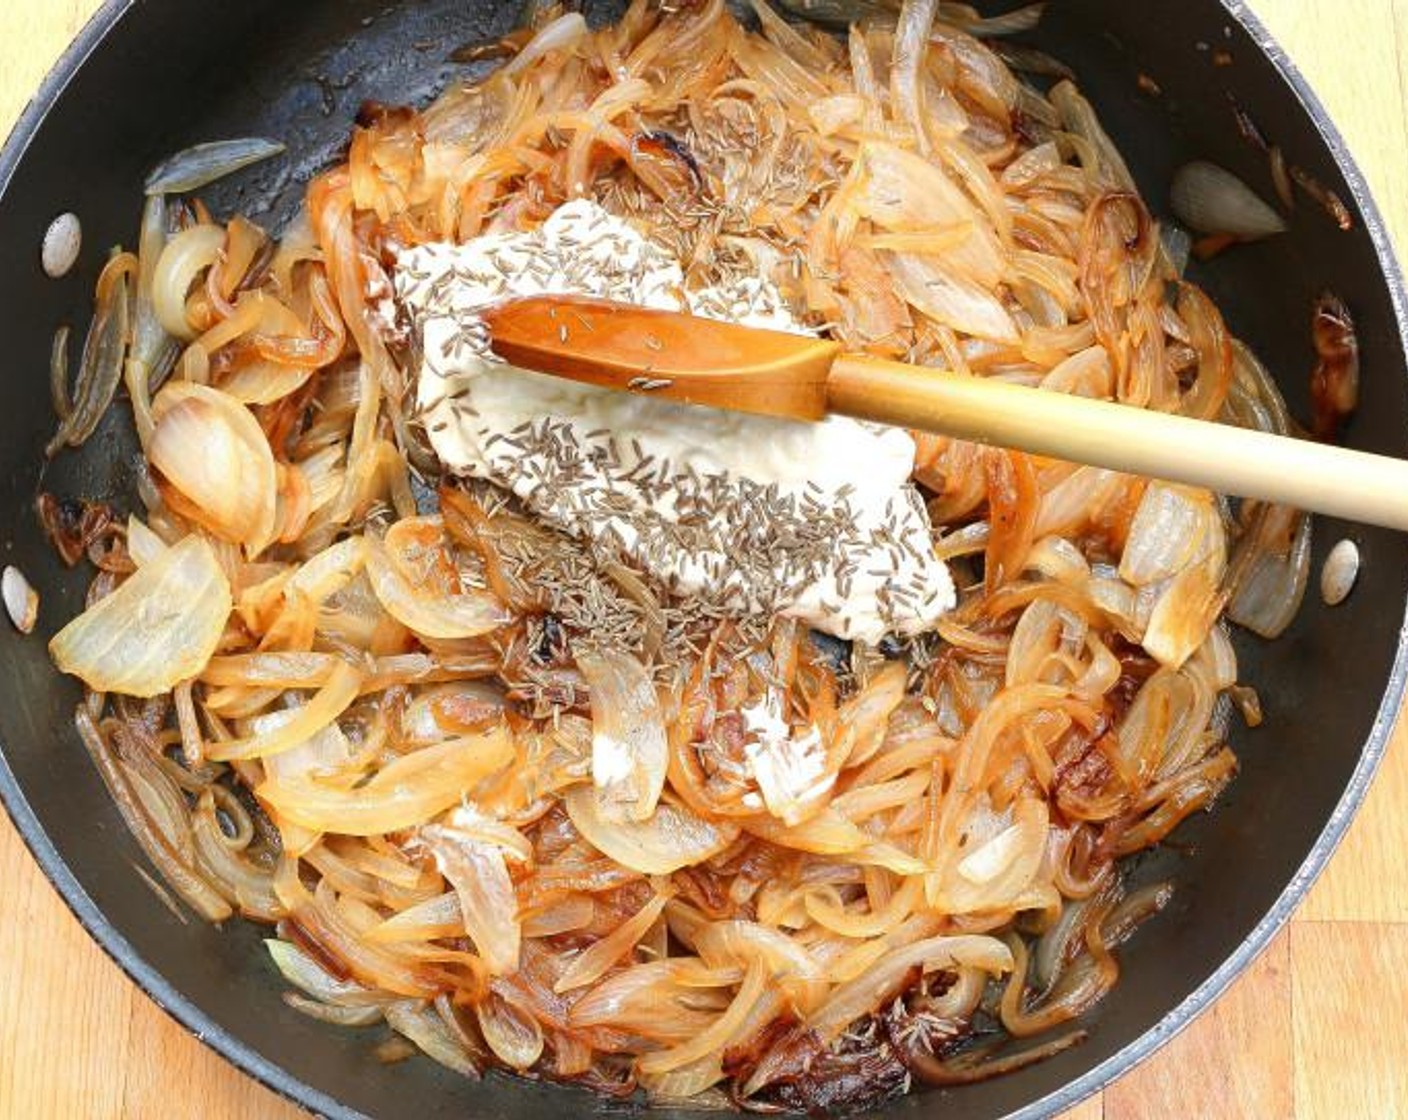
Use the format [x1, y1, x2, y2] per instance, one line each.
[480, 294, 1408, 531]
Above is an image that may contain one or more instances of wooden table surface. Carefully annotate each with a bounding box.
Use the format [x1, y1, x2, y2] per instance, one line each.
[2, 3, 1406, 1118]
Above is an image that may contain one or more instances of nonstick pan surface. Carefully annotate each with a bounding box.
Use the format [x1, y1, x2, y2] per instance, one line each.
[0, 3, 1404, 1118]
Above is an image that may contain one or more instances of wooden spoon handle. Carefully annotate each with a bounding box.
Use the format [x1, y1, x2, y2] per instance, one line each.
[828, 354, 1408, 529]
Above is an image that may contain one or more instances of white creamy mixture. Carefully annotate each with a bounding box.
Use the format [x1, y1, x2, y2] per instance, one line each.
[394, 200, 954, 644]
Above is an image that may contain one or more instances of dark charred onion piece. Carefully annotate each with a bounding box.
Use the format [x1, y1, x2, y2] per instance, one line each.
[1269, 145, 1294, 212]
[1309, 292, 1359, 441]
[1227, 95, 1352, 230]
[1289, 165, 1353, 231]
[767, 1047, 910, 1113]
[1230, 95, 1271, 151]
[900, 1028, 1088, 1085]
[36, 493, 114, 568]
[745, 1027, 910, 1114]
[47, 269, 129, 456]
[49, 325, 72, 421]
[355, 101, 418, 130]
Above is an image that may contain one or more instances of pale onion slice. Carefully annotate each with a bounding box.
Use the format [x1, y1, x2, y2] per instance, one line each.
[150, 381, 278, 556]
[693, 920, 827, 1013]
[953, 798, 1050, 899]
[568, 959, 741, 1040]
[420, 823, 522, 976]
[206, 661, 362, 762]
[221, 360, 316, 405]
[364, 892, 463, 944]
[145, 137, 286, 196]
[383, 1001, 480, 1078]
[746, 805, 864, 855]
[258, 728, 514, 836]
[808, 94, 865, 136]
[1143, 551, 1227, 669]
[365, 523, 508, 639]
[260, 717, 354, 786]
[1119, 483, 1220, 587]
[439, 805, 533, 861]
[3, 566, 38, 634]
[501, 11, 587, 76]
[50, 534, 230, 697]
[636, 960, 768, 1076]
[264, 939, 389, 1008]
[1170, 161, 1287, 240]
[151, 223, 225, 339]
[553, 884, 673, 993]
[804, 878, 923, 940]
[1226, 503, 1312, 639]
[639, 1059, 727, 1104]
[884, 249, 1019, 342]
[1005, 597, 1087, 688]
[745, 720, 832, 826]
[565, 784, 737, 875]
[577, 648, 667, 822]
[286, 535, 367, 602]
[1194, 623, 1240, 692]
[852, 142, 1004, 285]
[521, 894, 595, 939]
[125, 515, 169, 567]
[475, 991, 544, 1070]
[836, 660, 907, 767]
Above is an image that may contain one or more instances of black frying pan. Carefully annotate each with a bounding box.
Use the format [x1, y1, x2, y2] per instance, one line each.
[0, 3, 1403, 1118]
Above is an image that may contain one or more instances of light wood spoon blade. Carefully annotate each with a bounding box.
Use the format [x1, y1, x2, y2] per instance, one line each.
[479, 294, 1408, 532]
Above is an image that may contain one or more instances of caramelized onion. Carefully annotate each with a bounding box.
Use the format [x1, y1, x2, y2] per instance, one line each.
[366, 522, 508, 639]
[150, 382, 278, 555]
[51, 535, 230, 697]
[259, 729, 514, 836]
[579, 648, 668, 822]
[808, 935, 1013, 1041]
[152, 224, 225, 340]
[421, 823, 522, 976]
[566, 786, 737, 874]
[206, 661, 363, 761]
[553, 884, 673, 993]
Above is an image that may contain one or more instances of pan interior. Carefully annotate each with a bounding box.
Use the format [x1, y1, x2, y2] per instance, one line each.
[0, 3, 1402, 1118]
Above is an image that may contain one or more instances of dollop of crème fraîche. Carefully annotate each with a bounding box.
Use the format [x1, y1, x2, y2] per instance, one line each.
[394, 200, 954, 645]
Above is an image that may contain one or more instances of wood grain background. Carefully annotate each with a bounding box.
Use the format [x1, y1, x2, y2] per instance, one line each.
[1, 3, 1405, 1117]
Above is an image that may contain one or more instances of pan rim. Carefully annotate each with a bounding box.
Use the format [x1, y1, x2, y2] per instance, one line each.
[0, 2, 1404, 1119]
